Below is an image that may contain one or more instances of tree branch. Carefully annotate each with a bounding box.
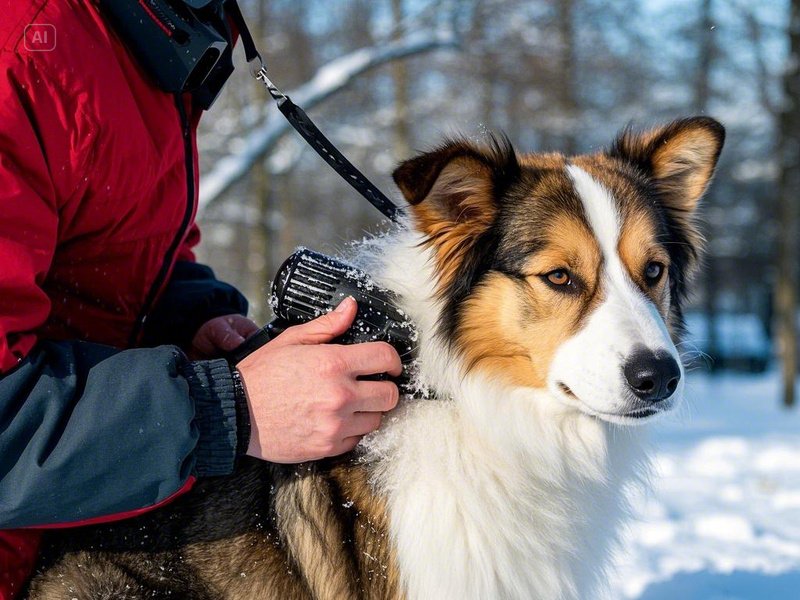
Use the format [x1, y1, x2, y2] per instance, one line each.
[199, 31, 458, 213]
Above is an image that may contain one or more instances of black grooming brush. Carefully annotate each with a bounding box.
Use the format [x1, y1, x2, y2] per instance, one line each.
[226, 249, 417, 382]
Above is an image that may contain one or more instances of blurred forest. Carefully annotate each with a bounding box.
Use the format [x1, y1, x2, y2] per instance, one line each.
[195, 0, 800, 404]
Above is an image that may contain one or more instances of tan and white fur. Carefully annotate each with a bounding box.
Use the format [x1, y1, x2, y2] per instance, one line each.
[30, 117, 724, 600]
[357, 116, 723, 599]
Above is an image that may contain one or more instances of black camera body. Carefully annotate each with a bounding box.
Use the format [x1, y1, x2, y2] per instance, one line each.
[98, 0, 234, 109]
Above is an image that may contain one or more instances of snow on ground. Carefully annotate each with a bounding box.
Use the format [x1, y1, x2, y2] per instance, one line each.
[609, 370, 800, 599]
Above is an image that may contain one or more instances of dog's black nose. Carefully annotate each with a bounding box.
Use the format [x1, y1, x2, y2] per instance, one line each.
[623, 347, 681, 402]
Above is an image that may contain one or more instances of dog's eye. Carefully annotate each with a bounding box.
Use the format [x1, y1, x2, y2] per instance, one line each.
[545, 269, 571, 286]
[644, 262, 665, 283]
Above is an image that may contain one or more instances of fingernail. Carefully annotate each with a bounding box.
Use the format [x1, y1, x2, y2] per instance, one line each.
[334, 296, 354, 313]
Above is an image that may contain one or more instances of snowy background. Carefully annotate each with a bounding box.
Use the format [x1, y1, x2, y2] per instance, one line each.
[195, 2, 800, 598]
[609, 370, 800, 599]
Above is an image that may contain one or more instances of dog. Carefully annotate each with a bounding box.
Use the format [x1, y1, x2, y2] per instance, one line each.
[28, 116, 724, 600]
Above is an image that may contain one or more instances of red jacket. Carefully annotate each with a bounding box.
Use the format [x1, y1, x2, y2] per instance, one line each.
[0, 0, 202, 364]
[0, 1, 248, 595]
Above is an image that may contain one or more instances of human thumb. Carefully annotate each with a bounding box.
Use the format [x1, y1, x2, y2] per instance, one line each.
[276, 296, 357, 346]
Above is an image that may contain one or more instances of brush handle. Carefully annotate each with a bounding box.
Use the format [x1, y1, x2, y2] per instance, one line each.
[225, 320, 286, 365]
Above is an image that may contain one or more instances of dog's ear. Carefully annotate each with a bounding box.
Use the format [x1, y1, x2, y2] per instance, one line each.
[392, 135, 519, 232]
[611, 117, 725, 290]
[392, 136, 519, 293]
[609, 116, 725, 215]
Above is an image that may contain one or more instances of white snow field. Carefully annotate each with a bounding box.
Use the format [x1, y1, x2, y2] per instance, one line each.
[609, 370, 800, 599]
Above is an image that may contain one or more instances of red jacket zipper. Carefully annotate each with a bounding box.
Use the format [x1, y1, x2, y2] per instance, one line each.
[128, 94, 196, 347]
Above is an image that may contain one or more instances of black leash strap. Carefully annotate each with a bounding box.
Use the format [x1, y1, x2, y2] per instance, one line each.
[227, 2, 402, 223]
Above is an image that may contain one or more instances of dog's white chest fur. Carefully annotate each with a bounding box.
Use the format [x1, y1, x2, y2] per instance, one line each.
[365, 392, 643, 600]
[356, 232, 647, 600]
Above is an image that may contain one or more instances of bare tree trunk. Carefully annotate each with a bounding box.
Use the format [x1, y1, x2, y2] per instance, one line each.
[776, 0, 800, 407]
[695, 0, 720, 368]
[251, 162, 272, 323]
[391, 0, 412, 160]
[277, 172, 295, 278]
[468, 1, 495, 131]
[249, 1, 274, 324]
[556, 0, 578, 154]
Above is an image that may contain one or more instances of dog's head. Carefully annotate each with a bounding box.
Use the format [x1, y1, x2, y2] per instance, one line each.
[393, 117, 724, 424]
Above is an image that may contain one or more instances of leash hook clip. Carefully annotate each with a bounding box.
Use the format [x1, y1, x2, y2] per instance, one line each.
[249, 57, 287, 103]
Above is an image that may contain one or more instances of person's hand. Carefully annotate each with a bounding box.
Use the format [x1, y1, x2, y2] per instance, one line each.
[236, 297, 402, 463]
[190, 314, 260, 360]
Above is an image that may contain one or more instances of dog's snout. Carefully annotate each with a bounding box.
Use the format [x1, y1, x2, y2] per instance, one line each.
[623, 347, 681, 402]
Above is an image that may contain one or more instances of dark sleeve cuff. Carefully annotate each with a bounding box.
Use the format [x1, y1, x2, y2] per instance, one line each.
[143, 262, 249, 349]
[181, 359, 251, 477]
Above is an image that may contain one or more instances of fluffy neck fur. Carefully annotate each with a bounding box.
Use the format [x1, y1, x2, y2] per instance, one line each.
[354, 227, 649, 600]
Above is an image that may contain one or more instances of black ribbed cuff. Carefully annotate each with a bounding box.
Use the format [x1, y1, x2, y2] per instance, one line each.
[182, 359, 240, 477]
[230, 367, 251, 456]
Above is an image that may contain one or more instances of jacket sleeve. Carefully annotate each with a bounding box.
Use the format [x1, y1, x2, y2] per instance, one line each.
[0, 344, 245, 528]
[141, 259, 249, 349]
[0, 51, 245, 529]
